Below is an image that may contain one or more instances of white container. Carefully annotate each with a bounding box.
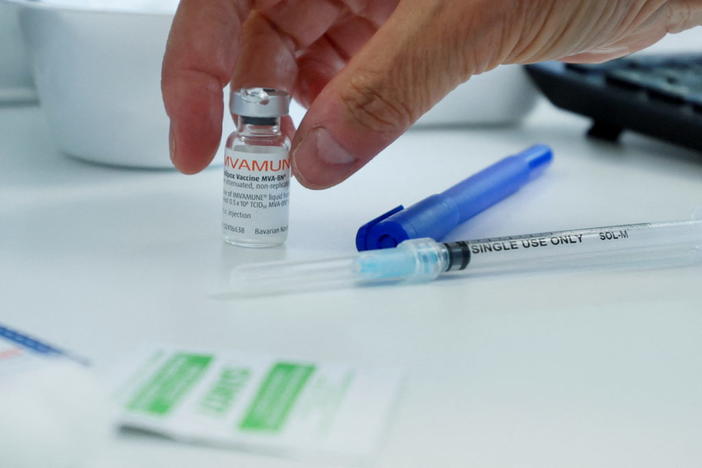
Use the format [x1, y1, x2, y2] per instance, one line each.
[415, 65, 538, 127]
[0, 1, 35, 103]
[10, 0, 232, 168]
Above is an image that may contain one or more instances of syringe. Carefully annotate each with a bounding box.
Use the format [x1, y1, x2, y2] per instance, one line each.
[227, 218, 702, 297]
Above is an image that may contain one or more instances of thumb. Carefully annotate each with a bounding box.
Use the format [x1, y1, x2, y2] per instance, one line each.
[291, 2, 483, 189]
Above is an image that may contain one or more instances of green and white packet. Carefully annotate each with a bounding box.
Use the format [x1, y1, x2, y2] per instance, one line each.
[117, 348, 403, 462]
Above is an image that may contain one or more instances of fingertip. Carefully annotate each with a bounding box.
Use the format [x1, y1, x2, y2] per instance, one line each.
[177, 160, 213, 175]
[173, 152, 215, 174]
[173, 147, 217, 174]
[168, 112, 220, 174]
[291, 125, 360, 189]
[291, 159, 353, 190]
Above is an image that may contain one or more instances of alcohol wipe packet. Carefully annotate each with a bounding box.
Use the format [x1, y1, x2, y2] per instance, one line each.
[116, 347, 403, 463]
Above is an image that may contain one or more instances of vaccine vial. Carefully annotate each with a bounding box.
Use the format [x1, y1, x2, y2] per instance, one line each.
[223, 88, 291, 247]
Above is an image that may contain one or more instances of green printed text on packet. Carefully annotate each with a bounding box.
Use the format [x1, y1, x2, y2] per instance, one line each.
[240, 362, 315, 432]
[127, 353, 212, 415]
[199, 367, 251, 417]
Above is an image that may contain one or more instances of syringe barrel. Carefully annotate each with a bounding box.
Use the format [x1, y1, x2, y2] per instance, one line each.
[443, 220, 702, 275]
[226, 219, 702, 298]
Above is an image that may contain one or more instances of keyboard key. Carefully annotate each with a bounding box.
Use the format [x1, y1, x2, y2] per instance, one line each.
[645, 81, 691, 104]
[629, 54, 702, 69]
[605, 69, 653, 90]
[689, 94, 702, 113]
[565, 62, 616, 74]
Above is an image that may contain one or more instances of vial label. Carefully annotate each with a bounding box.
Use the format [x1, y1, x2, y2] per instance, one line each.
[222, 146, 290, 247]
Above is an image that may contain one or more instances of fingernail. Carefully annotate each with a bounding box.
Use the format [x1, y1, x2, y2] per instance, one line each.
[296, 80, 313, 109]
[296, 127, 356, 166]
[169, 123, 177, 165]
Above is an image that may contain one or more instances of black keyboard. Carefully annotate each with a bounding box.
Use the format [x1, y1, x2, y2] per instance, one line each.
[525, 54, 702, 152]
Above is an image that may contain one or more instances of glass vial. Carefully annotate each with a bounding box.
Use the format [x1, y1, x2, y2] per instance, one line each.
[223, 88, 291, 248]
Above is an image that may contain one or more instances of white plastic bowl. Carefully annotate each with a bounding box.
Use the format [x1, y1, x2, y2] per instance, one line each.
[416, 65, 539, 127]
[0, 1, 35, 102]
[10, 0, 232, 168]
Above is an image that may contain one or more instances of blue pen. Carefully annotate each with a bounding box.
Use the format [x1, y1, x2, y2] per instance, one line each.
[0, 324, 88, 365]
[356, 144, 553, 251]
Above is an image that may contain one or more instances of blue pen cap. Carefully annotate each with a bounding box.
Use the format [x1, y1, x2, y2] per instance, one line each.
[356, 144, 553, 251]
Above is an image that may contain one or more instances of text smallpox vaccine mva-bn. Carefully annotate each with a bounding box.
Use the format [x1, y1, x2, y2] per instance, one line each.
[223, 88, 291, 248]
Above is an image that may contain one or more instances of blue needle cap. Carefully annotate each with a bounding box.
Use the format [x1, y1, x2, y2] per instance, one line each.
[356, 144, 553, 251]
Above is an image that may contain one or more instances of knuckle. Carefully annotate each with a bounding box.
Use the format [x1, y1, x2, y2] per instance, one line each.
[666, 0, 696, 32]
[339, 69, 415, 135]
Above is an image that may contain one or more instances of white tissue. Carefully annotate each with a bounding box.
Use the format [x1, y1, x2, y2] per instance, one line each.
[0, 360, 113, 468]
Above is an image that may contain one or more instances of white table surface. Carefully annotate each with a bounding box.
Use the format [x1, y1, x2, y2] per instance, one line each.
[2, 36, 702, 468]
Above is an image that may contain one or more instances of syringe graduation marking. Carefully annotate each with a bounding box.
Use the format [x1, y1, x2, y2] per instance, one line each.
[462, 223, 652, 257]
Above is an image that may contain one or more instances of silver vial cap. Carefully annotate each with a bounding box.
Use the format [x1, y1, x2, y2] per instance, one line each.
[231, 88, 290, 118]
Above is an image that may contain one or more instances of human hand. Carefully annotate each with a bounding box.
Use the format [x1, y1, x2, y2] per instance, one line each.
[162, 0, 701, 188]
